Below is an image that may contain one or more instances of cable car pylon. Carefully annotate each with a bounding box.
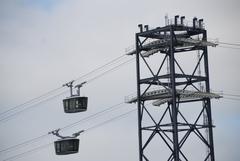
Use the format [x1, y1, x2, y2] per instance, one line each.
[49, 129, 84, 155]
[126, 16, 220, 161]
[62, 81, 88, 113]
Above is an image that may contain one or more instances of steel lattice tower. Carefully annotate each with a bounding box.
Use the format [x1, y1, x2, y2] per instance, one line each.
[126, 16, 220, 161]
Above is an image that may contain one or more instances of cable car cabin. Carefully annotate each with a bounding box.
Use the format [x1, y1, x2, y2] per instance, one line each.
[63, 96, 88, 113]
[54, 138, 79, 155]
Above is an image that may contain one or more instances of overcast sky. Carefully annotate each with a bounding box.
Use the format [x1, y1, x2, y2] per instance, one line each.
[0, 0, 240, 161]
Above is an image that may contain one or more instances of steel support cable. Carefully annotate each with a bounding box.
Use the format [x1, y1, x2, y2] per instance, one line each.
[0, 55, 132, 123]
[2, 108, 137, 161]
[1, 55, 134, 157]
[206, 38, 240, 47]
[218, 45, 240, 50]
[222, 97, 240, 101]
[217, 41, 240, 46]
[0, 54, 127, 120]
[211, 90, 240, 101]
[0, 86, 63, 117]
[0, 57, 134, 124]
[212, 90, 240, 95]
[0, 102, 127, 154]
[86, 57, 135, 84]
[0, 134, 49, 154]
[84, 108, 136, 132]
[2, 142, 53, 161]
[205, 38, 240, 49]
[60, 102, 126, 131]
[74, 54, 127, 82]
[221, 93, 240, 98]
[0, 90, 68, 124]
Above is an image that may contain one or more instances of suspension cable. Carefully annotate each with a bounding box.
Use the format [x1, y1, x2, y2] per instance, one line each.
[74, 54, 127, 82]
[218, 45, 240, 50]
[0, 90, 68, 123]
[0, 54, 132, 123]
[0, 86, 63, 117]
[2, 142, 53, 161]
[217, 41, 240, 47]
[86, 57, 134, 83]
[0, 101, 129, 153]
[60, 102, 125, 131]
[85, 109, 136, 132]
[2, 108, 136, 161]
[0, 134, 49, 154]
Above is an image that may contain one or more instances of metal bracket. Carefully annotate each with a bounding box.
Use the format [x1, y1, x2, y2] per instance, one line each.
[49, 129, 84, 139]
[63, 80, 87, 97]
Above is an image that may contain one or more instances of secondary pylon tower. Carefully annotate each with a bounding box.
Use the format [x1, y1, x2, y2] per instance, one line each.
[126, 15, 221, 161]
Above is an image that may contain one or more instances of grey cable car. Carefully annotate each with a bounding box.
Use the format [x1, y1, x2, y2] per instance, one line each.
[54, 138, 79, 155]
[63, 81, 88, 113]
[49, 129, 84, 155]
